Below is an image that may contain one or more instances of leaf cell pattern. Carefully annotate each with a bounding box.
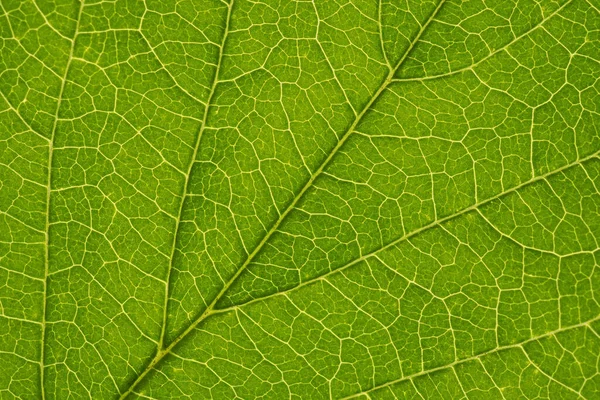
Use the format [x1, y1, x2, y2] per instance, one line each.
[0, 0, 599, 398]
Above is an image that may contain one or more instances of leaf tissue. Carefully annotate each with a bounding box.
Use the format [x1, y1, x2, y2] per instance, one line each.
[1, 0, 599, 398]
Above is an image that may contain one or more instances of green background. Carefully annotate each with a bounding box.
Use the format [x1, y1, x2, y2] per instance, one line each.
[0, 0, 599, 398]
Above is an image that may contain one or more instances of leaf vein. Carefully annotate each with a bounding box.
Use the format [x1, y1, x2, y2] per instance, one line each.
[215, 151, 600, 315]
[40, 1, 85, 398]
[342, 315, 600, 399]
[119, 0, 449, 395]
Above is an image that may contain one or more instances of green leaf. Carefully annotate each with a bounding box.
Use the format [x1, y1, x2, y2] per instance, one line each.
[1, 0, 599, 398]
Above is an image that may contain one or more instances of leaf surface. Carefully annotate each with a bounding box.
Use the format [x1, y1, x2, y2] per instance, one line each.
[1, 0, 600, 398]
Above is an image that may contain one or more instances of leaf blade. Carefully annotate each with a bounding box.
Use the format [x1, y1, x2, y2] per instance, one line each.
[0, 0, 599, 398]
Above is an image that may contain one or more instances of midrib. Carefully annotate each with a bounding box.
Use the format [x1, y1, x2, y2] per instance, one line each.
[118, 0, 581, 397]
[119, 0, 448, 397]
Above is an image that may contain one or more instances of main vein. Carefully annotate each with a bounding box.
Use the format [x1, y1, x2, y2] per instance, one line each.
[40, 1, 85, 398]
[119, 0, 447, 397]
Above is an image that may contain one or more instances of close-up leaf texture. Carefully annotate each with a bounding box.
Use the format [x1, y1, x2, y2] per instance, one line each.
[1, 0, 600, 398]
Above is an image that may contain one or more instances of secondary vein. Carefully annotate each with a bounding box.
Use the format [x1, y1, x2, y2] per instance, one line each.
[118, 1, 236, 399]
[40, 1, 86, 398]
[157, 0, 235, 351]
[213, 150, 600, 315]
[391, 0, 574, 84]
[341, 315, 600, 399]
